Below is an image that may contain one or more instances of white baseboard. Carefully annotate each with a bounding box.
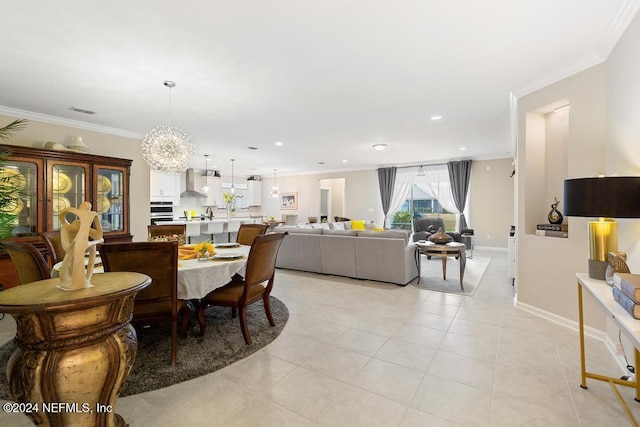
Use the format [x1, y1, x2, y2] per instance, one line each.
[474, 245, 507, 252]
[515, 300, 632, 377]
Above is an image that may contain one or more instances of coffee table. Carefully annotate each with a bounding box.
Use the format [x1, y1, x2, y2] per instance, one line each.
[416, 241, 467, 290]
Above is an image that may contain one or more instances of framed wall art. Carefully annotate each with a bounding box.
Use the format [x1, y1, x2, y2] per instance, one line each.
[280, 192, 298, 210]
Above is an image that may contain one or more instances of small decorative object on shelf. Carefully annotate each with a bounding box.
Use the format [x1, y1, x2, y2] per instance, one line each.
[428, 227, 453, 244]
[308, 216, 318, 223]
[605, 251, 630, 286]
[548, 196, 563, 225]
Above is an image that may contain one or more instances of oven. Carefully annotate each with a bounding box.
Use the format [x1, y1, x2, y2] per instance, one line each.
[150, 201, 175, 225]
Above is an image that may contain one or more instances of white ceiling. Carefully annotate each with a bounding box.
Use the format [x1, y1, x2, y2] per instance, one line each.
[1, 1, 638, 177]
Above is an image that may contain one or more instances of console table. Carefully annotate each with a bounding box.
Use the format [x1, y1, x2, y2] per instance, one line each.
[577, 273, 640, 425]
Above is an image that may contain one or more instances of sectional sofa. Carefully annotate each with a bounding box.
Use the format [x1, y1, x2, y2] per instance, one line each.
[273, 225, 418, 286]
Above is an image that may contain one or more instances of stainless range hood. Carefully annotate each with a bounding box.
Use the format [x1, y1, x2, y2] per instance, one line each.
[180, 169, 207, 198]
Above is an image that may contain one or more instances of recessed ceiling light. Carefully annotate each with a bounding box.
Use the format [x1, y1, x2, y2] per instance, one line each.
[459, 147, 467, 151]
[342, 159, 348, 163]
[274, 141, 284, 146]
[430, 115, 443, 121]
[372, 143, 388, 151]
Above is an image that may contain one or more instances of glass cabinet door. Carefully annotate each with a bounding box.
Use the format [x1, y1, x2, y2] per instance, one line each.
[95, 166, 127, 234]
[48, 162, 89, 231]
[0, 158, 43, 238]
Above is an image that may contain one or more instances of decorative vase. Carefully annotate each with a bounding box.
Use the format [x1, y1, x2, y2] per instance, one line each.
[197, 251, 209, 261]
[226, 205, 231, 221]
[427, 227, 453, 244]
[548, 197, 563, 225]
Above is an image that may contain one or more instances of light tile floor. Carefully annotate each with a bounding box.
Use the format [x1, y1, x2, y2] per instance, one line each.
[2, 249, 640, 426]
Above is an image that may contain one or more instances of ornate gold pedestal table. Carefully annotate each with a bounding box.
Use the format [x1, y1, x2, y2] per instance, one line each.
[0, 272, 151, 426]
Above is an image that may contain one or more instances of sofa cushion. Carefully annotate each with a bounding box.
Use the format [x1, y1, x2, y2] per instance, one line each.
[357, 230, 410, 245]
[278, 226, 323, 234]
[323, 229, 357, 236]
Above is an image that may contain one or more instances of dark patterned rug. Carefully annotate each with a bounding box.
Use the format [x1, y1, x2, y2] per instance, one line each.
[0, 296, 288, 399]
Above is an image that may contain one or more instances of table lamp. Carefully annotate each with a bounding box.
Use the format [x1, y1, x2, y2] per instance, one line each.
[563, 177, 640, 280]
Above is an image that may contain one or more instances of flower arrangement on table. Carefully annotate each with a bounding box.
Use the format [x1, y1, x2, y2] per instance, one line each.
[223, 191, 242, 217]
[193, 241, 216, 260]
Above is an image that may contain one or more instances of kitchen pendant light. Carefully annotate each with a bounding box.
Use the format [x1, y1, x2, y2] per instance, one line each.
[271, 168, 280, 198]
[201, 155, 210, 193]
[230, 158, 236, 194]
[141, 81, 195, 174]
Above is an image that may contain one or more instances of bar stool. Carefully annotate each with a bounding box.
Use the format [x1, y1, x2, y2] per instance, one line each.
[185, 222, 202, 244]
[226, 219, 242, 242]
[205, 221, 225, 243]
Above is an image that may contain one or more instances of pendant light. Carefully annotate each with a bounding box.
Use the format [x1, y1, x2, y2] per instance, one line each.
[141, 81, 195, 174]
[230, 158, 236, 194]
[201, 155, 210, 193]
[271, 168, 280, 198]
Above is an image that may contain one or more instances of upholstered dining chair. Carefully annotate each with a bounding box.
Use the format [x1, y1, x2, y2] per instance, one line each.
[100, 241, 189, 366]
[3, 241, 51, 284]
[236, 223, 269, 246]
[196, 232, 288, 344]
[42, 230, 65, 266]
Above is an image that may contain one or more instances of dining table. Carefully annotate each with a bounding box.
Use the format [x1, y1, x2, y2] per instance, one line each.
[52, 243, 251, 300]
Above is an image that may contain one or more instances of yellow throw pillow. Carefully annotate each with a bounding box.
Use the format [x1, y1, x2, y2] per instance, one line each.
[373, 227, 384, 231]
[351, 220, 366, 230]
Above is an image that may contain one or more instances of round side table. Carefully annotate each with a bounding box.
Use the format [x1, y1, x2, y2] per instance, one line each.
[0, 272, 150, 426]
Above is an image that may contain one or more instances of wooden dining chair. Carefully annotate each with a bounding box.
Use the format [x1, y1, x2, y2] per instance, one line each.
[3, 241, 51, 284]
[100, 241, 189, 366]
[196, 232, 288, 344]
[236, 223, 269, 246]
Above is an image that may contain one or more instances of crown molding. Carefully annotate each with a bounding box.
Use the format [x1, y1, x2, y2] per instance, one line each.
[0, 105, 144, 139]
[513, 0, 640, 98]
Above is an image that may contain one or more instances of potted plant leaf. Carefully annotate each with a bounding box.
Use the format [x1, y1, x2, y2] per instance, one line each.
[0, 119, 28, 242]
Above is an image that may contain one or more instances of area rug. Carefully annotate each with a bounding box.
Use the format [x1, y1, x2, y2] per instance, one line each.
[0, 296, 288, 399]
[414, 256, 490, 296]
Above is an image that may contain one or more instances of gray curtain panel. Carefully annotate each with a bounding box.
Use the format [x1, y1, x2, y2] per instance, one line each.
[447, 160, 472, 230]
[377, 167, 396, 227]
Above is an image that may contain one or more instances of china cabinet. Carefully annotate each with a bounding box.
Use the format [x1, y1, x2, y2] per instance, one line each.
[0, 144, 132, 289]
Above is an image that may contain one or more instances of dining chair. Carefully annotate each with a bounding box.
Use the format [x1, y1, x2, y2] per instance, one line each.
[236, 223, 269, 246]
[42, 230, 65, 266]
[3, 241, 51, 284]
[204, 221, 225, 242]
[196, 232, 288, 344]
[100, 241, 189, 366]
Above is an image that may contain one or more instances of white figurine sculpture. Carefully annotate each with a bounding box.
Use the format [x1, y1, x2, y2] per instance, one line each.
[57, 201, 104, 290]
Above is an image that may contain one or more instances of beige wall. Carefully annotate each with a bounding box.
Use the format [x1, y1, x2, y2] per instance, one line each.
[469, 158, 514, 248]
[517, 64, 608, 328]
[0, 113, 151, 242]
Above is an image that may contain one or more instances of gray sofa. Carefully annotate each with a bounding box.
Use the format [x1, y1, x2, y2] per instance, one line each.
[274, 227, 418, 286]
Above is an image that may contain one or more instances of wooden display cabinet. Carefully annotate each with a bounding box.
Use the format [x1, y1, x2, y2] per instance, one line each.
[0, 144, 132, 289]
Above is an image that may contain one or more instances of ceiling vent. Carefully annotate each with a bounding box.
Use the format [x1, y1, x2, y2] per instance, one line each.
[69, 106, 96, 115]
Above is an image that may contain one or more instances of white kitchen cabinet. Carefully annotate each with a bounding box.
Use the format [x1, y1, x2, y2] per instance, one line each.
[246, 180, 262, 206]
[203, 176, 223, 207]
[150, 170, 180, 204]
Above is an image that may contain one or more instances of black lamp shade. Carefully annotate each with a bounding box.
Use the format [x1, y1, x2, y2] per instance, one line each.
[563, 177, 640, 218]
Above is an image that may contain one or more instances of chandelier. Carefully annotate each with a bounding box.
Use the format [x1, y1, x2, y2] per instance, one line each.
[141, 81, 195, 174]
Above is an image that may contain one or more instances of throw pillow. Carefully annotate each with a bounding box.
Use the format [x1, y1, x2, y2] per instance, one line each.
[332, 222, 345, 230]
[351, 220, 366, 230]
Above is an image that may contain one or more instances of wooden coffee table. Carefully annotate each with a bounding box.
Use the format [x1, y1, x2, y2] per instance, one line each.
[416, 241, 467, 290]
